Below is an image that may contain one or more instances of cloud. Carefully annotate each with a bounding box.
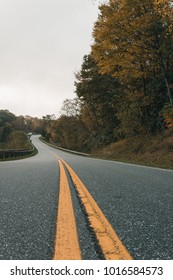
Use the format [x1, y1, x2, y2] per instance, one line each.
[0, 0, 98, 117]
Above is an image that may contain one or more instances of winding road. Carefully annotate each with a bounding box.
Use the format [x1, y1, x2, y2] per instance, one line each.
[0, 135, 173, 260]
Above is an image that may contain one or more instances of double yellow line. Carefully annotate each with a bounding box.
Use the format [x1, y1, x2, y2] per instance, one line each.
[53, 159, 132, 260]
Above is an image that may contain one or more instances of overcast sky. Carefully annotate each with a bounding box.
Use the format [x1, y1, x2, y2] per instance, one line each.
[0, 0, 99, 118]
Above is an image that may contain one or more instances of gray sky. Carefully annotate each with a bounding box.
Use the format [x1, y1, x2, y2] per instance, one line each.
[0, 0, 99, 118]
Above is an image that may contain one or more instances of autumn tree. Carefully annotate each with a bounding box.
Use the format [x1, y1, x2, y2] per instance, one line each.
[51, 115, 89, 151]
[41, 114, 56, 140]
[92, 0, 173, 135]
[8, 130, 30, 149]
[13, 115, 26, 131]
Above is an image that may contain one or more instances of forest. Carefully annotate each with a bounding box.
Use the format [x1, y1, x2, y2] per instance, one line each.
[1, 0, 173, 167]
[40, 0, 173, 153]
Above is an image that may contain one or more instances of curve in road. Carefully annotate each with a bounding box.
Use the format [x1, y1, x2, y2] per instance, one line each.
[0, 135, 173, 260]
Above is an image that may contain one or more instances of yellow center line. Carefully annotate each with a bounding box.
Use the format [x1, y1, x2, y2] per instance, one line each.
[61, 159, 133, 260]
[53, 160, 81, 260]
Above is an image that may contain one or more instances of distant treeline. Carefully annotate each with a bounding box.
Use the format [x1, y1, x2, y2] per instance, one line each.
[2, 1, 173, 153]
[0, 110, 30, 150]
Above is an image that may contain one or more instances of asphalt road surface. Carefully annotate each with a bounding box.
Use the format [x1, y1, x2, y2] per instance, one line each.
[0, 135, 173, 260]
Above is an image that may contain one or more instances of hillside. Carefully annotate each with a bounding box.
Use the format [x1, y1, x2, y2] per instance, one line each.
[91, 129, 173, 170]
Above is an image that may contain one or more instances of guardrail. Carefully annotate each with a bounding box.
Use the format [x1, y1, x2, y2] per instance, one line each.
[0, 149, 34, 159]
[0, 140, 35, 160]
[40, 137, 89, 157]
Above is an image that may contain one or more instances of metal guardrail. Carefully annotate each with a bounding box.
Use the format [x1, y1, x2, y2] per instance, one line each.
[0, 140, 35, 159]
[52, 145, 89, 156]
[40, 137, 89, 157]
[0, 149, 34, 159]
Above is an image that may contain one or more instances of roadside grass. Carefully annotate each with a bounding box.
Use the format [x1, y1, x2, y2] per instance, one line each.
[91, 129, 173, 170]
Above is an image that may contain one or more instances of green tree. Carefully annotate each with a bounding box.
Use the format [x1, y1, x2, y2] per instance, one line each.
[0, 110, 16, 142]
[75, 54, 121, 147]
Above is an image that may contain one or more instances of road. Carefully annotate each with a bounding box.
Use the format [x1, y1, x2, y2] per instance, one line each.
[0, 135, 173, 260]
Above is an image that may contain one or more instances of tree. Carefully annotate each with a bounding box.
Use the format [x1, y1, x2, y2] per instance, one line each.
[60, 98, 81, 117]
[92, 0, 173, 134]
[51, 115, 89, 151]
[75, 54, 121, 147]
[41, 114, 56, 140]
[8, 131, 29, 149]
[0, 110, 16, 142]
[13, 115, 26, 131]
